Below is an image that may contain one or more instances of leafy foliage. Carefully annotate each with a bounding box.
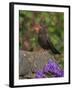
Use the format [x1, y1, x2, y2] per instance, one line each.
[19, 10, 64, 53]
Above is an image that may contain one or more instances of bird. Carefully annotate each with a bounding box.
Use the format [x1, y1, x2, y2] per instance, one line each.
[33, 23, 60, 54]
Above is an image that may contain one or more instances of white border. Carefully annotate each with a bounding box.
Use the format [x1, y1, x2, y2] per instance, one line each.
[14, 4, 69, 86]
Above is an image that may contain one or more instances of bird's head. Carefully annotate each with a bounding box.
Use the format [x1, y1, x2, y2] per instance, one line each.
[33, 23, 47, 34]
[33, 24, 42, 33]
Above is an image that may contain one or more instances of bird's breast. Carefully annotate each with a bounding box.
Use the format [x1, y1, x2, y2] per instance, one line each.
[38, 34, 50, 50]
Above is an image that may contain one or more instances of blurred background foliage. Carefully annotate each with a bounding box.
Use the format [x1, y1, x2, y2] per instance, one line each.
[19, 10, 64, 53]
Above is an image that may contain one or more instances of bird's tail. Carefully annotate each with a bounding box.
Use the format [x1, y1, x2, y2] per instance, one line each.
[47, 39, 61, 54]
[50, 46, 61, 54]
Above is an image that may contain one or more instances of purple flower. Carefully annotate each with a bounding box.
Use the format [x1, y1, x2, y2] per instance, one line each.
[35, 70, 45, 78]
[56, 70, 64, 77]
[43, 59, 64, 77]
[54, 69, 64, 77]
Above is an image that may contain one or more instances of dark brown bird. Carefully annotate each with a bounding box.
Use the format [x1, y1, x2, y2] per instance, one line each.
[33, 24, 60, 54]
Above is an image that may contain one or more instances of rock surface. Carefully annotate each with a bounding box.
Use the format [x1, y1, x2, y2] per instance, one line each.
[19, 50, 63, 79]
[19, 50, 33, 78]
